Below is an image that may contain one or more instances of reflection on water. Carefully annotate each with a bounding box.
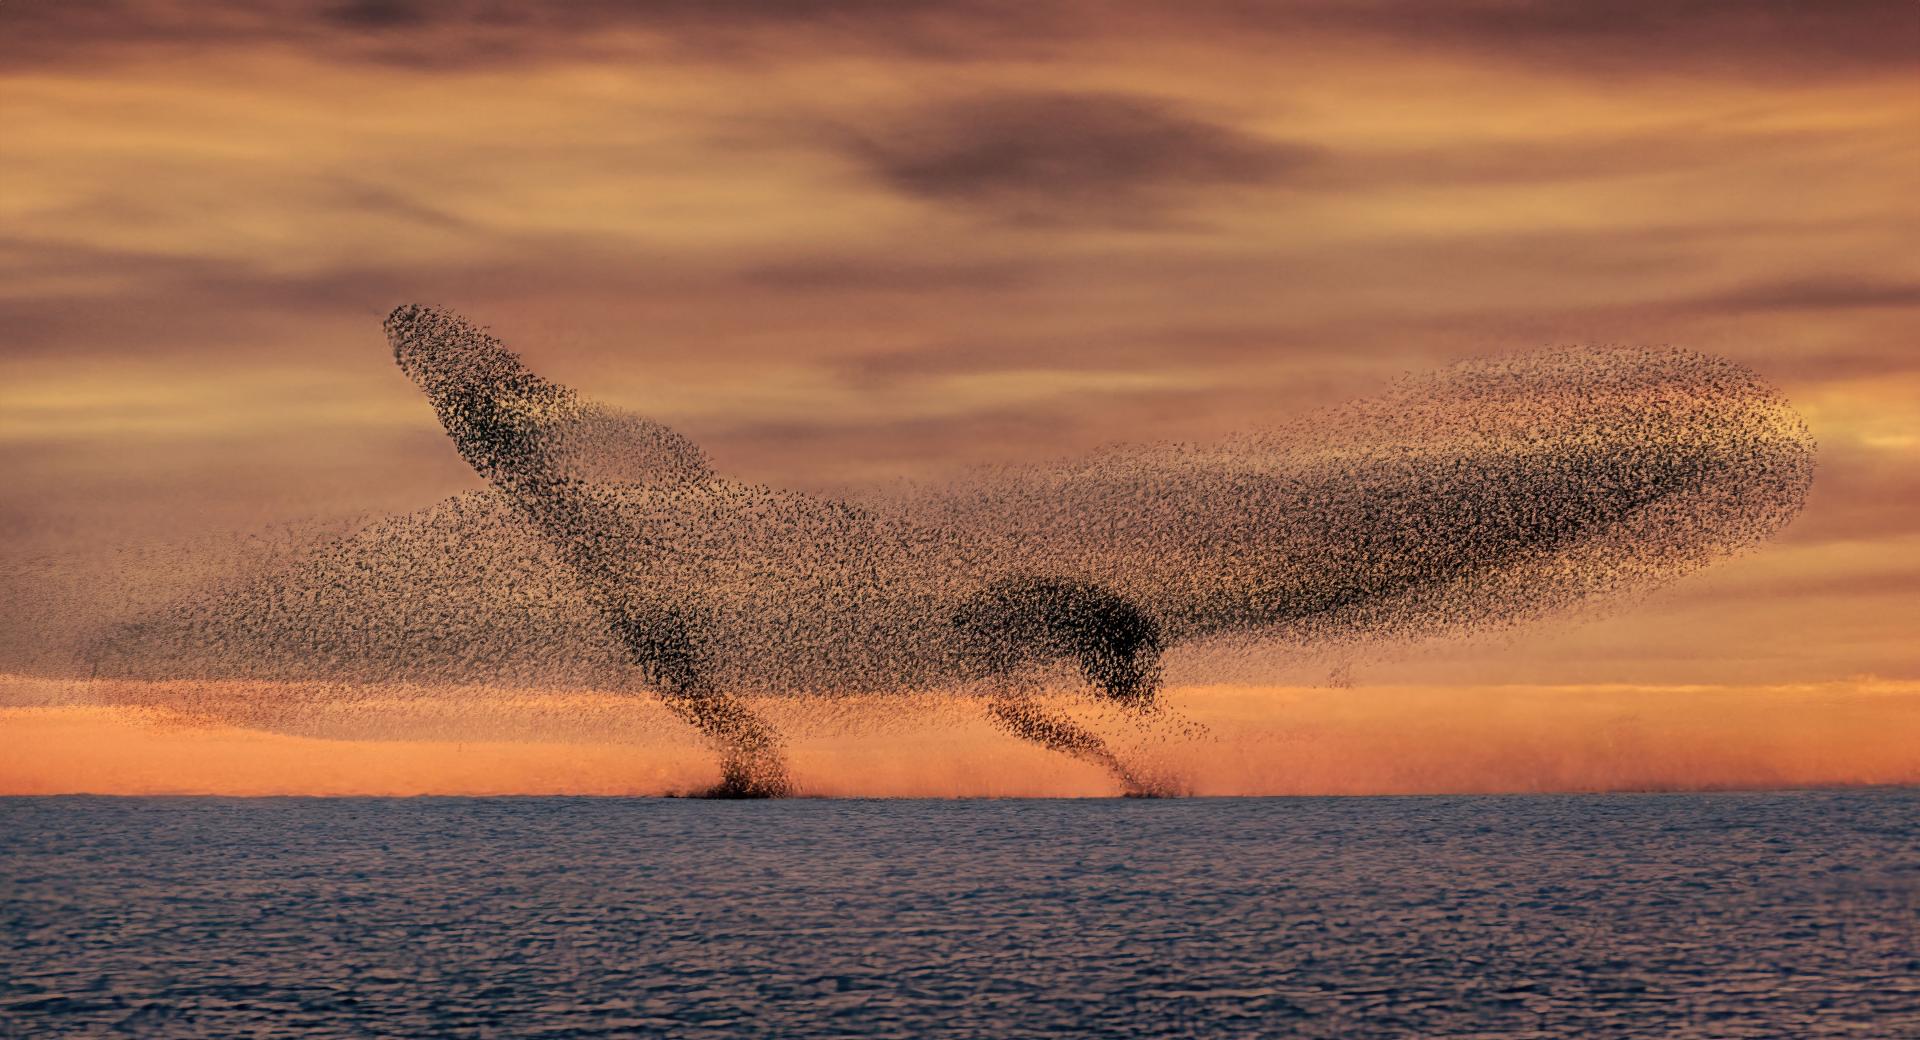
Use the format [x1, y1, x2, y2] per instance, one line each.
[3, 791, 1916, 1038]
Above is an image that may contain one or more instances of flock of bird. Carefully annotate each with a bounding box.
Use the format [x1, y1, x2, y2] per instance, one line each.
[85, 306, 1815, 796]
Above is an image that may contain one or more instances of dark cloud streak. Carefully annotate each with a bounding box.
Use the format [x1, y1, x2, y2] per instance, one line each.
[6, 1, 1911, 80]
[836, 92, 1316, 225]
[1683, 277, 1920, 314]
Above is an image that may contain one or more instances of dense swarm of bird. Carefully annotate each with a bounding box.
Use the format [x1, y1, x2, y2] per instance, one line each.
[85, 306, 1815, 796]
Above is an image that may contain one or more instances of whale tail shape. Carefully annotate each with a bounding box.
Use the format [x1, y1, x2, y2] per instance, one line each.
[385, 304, 788, 797]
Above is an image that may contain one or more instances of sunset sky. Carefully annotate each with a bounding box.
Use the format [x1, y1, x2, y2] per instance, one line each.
[2, 1, 1916, 794]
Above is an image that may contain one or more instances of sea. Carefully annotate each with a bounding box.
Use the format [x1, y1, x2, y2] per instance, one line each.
[3, 790, 1916, 1038]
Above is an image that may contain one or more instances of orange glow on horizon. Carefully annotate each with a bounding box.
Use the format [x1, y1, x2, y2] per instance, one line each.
[5, 677, 1915, 798]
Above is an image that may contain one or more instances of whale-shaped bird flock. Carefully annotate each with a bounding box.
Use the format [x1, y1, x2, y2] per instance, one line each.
[86, 307, 1815, 795]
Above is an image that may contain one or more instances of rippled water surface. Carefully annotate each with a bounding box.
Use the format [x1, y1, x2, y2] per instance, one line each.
[4, 791, 1917, 1038]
